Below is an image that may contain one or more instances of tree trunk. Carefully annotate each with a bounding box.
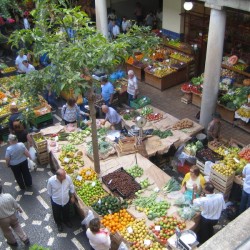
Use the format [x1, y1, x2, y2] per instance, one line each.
[88, 83, 100, 174]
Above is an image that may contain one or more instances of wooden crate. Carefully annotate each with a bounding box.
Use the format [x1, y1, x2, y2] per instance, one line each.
[196, 160, 205, 175]
[181, 93, 192, 104]
[31, 132, 48, 154]
[144, 67, 187, 91]
[37, 151, 49, 165]
[216, 104, 235, 124]
[210, 168, 235, 195]
[192, 93, 202, 107]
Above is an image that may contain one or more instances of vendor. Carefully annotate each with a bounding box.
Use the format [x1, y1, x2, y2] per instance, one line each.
[61, 98, 81, 125]
[193, 182, 226, 244]
[181, 165, 206, 201]
[101, 105, 122, 130]
[127, 70, 138, 106]
[101, 77, 114, 106]
[207, 113, 221, 141]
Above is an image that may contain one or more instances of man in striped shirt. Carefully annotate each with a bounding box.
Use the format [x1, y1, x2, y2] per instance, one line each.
[193, 182, 226, 244]
[0, 184, 30, 246]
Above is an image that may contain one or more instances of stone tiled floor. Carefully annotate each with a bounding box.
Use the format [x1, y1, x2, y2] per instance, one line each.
[137, 82, 250, 146]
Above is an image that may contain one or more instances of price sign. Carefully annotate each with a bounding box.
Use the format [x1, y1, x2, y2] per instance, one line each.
[127, 227, 133, 234]
[76, 175, 82, 181]
[86, 171, 91, 176]
[108, 179, 113, 184]
[91, 182, 96, 187]
[234, 158, 240, 163]
[144, 240, 151, 246]
[154, 187, 160, 193]
[64, 157, 70, 163]
[98, 199, 102, 204]
[108, 210, 112, 214]
[155, 226, 161, 231]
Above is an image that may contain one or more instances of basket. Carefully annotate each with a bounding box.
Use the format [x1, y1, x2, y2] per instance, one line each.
[130, 96, 151, 109]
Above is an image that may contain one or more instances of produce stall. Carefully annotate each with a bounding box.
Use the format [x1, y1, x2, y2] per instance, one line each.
[120, 104, 204, 156]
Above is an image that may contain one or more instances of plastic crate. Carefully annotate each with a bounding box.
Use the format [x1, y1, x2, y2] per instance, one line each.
[31, 112, 53, 127]
[130, 96, 151, 109]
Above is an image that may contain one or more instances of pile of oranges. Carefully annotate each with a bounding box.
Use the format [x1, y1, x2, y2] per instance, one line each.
[79, 167, 97, 181]
[101, 209, 135, 234]
[0, 91, 6, 99]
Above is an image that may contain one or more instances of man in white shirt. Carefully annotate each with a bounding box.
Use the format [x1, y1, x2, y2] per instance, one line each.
[121, 16, 131, 33]
[239, 163, 250, 213]
[15, 50, 27, 73]
[127, 70, 138, 106]
[112, 21, 120, 39]
[47, 168, 75, 232]
[22, 60, 35, 74]
[193, 182, 226, 244]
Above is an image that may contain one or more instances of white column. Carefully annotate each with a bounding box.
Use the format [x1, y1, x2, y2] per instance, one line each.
[200, 8, 226, 128]
[95, 0, 108, 38]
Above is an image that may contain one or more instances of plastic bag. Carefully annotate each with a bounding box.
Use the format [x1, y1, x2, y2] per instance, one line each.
[118, 242, 129, 250]
[178, 206, 196, 220]
[204, 161, 214, 176]
[29, 146, 37, 161]
[81, 210, 95, 227]
[28, 158, 36, 171]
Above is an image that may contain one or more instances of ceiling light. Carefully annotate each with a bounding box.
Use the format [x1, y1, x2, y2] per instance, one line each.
[184, 1, 193, 11]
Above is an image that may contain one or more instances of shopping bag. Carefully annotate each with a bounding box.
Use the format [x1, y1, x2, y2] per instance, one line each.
[29, 146, 37, 161]
[28, 158, 36, 171]
[81, 210, 95, 227]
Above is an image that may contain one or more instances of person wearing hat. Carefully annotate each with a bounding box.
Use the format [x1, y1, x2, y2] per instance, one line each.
[0, 183, 30, 247]
[101, 77, 114, 106]
[127, 70, 138, 106]
[5, 134, 32, 190]
[8, 103, 32, 147]
[207, 113, 221, 141]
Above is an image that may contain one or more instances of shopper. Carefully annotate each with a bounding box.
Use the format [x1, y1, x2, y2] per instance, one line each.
[0, 184, 30, 247]
[86, 218, 111, 250]
[61, 98, 81, 125]
[127, 70, 138, 106]
[134, 2, 143, 26]
[15, 50, 27, 73]
[207, 113, 221, 141]
[101, 77, 114, 106]
[47, 168, 75, 232]
[9, 103, 32, 147]
[239, 163, 250, 214]
[181, 165, 206, 201]
[121, 16, 131, 33]
[101, 105, 122, 130]
[22, 60, 35, 74]
[111, 20, 120, 39]
[5, 134, 32, 190]
[193, 182, 226, 244]
[23, 14, 30, 29]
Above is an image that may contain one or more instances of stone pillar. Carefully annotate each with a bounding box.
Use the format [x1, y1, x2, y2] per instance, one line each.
[95, 0, 108, 38]
[200, 8, 226, 129]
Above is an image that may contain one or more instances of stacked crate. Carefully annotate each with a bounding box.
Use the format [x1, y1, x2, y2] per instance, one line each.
[32, 132, 49, 165]
[210, 168, 235, 199]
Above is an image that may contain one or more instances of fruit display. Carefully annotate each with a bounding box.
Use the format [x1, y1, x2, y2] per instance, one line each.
[101, 209, 135, 234]
[140, 106, 153, 116]
[92, 196, 128, 216]
[122, 110, 140, 120]
[239, 147, 250, 162]
[212, 163, 235, 176]
[0, 92, 6, 99]
[153, 67, 176, 78]
[131, 238, 163, 250]
[236, 105, 250, 118]
[61, 144, 77, 153]
[146, 113, 163, 122]
[152, 129, 173, 139]
[170, 52, 193, 63]
[66, 128, 91, 144]
[149, 216, 186, 245]
[196, 148, 223, 163]
[184, 141, 203, 155]
[86, 139, 114, 159]
[102, 168, 141, 199]
[2, 67, 16, 73]
[77, 180, 107, 205]
[191, 76, 203, 86]
[139, 178, 151, 189]
[133, 192, 170, 220]
[181, 83, 192, 93]
[150, 48, 167, 61]
[79, 167, 97, 181]
[209, 140, 225, 150]
[126, 165, 144, 178]
[172, 119, 193, 130]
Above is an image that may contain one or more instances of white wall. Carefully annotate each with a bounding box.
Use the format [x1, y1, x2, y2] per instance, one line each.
[163, 0, 183, 34]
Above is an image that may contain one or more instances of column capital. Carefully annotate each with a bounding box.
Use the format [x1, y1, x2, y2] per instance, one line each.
[205, 3, 224, 10]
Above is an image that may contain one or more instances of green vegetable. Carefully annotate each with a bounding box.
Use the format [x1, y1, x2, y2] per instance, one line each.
[163, 178, 180, 194]
[152, 129, 173, 139]
[61, 144, 77, 153]
[126, 165, 143, 178]
[141, 106, 153, 116]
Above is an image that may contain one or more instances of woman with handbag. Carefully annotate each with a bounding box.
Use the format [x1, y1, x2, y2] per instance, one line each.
[61, 98, 81, 125]
[5, 134, 32, 190]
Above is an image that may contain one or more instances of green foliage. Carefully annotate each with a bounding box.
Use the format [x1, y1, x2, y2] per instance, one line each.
[0, 0, 20, 18]
[29, 244, 50, 250]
